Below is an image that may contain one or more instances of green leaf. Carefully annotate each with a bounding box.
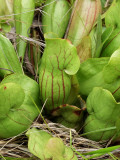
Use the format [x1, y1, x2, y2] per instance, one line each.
[66, 0, 102, 46]
[84, 144, 120, 159]
[89, 27, 97, 58]
[64, 146, 78, 160]
[0, 22, 11, 33]
[0, 0, 13, 18]
[76, 55, 120, 100]
[76, 57, 109, 96]
[39, 38, 80, 112]
[90, 26, 114, 58]
[13, 0, 35, 62]
[96, 26, 114, 57]
[86, 87, 118, 121]
[101, 26, 114, 43]
[0, 83, 25, 119]
[101, 28, 120, 57]
[94, 15, 102, 58]
[0, 74, 41, 138]
[66, 75, 80, 104]
[26, 128, 78, 160]
[42, 0, 71, 38]
[44, 32, 59, 39]
[44, 137, 65, 159]
[84, 145, 120, 155]
[95, 24, 114, 58]
[84, 87, 120, 141]
[77, 36, 92, 62]
[0, 34, 23, 77]
[105, 0, 120, 28]
[103, 48, 120, 83]
[52, 104, 84, 130]
[26, 128, 52, 159]
[0, 0, 14, 34]
[100, 0, 120, 57]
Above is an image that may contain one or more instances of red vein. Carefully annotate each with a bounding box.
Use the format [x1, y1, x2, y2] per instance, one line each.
[40, 69, 45, 97]
[57, 82, 60, 104]
[65, 56, 73, 67]
[112, 86, 120, 95]
[6, 114, 28, 126]
[81, 2, 92, 37]
[56, 55, 61, 70]
[85, 2, 92, 27]
[62, 71, 65, 103]
[45, 75, 49, 99]
[51, 68, 54, 107]
[103, 31, 120, 51]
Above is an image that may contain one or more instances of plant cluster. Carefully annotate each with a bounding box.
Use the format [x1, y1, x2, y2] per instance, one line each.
[0, 0, 120, 159]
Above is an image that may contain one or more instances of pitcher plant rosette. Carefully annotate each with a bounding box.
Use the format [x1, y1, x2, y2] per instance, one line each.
[1, 0, 120, 159]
